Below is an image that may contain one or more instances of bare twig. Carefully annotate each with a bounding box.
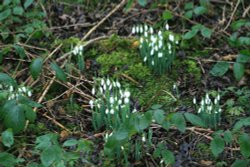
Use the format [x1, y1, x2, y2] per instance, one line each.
[223, 0, 241, 31]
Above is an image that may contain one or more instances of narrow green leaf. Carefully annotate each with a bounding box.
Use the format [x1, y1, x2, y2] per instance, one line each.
[14, 45, 26, 59]
[210, 62, 230, 77]
[24, 0, 34, 9]
[1, 129, 14, 147]
[77, 54, 84, 72]
[184, 113, 205, 127]
[50, 62, 67, 82]
[239, 133, 250, 158]
[233, 62, 244, 81]
[210, 135, 225, 157]
[30, 57, 43, 79]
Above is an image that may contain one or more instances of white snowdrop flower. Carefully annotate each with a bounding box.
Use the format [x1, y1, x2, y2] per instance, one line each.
[97, 103, 101, 109]
[103, 84, 106, 91]
[116, 81, 121, 88]
[208, 105, 212, 112]
[205, 97, 210, 105]
[18, 88, 22, 92]
[119, 90, 123, 97]
[169, 34, 174, 42]
[150, 49, 154, 55]
[91, 87, 95, 95]
[144, 31, 148, 38]
[198, 107, 201, 113]
[9, 86, 14, 92]
[0, 84, 3, 89]
[158, 40, 163, 48]
[158, 52, 163, 58]
[214, 98, 218, 104]
[121, 146, 124, 150]
[126, 114, 129, 118]
[142, 135, 146, 142]
[73, 49, 77, 55]
[219, 108, 222, 113]
[151, 60, 155, 66]
[160, 159, 164, 164]
[118, 99, 122, 105]
[124, 97, 129, 104]
[217, 94, 221, 101]
[109, 132, 113, 137]
[152, 119, 155, 123]
[149, 27, 153, 34]
[106, 78, 110, 86]
[168, 43, 171, 50]
[140, 25, 143, 33]
[89, 100, 94, 109]
[169, 49, 172, 54]
[79, 45, 83, 51]
[158, 30, 162, 36]
[201, 99, 205, 106]
[132, 26, 135, 34]
[154, 45, 158, 51]
[124, 91, 130, 98]
[193, 97, 197, 104]
[110, 97, 114, 104]
[165, 23, 169, 30]
[105, 108, 109, 114]
[132, 108, 137, 113]
[143, 57, 147, 62]
[110, 109, 114, 114]
[175, 40, 179, 44]
[173, 84, 177, 90]
[101, 78, 105, 86]
[109, 84, 112, 90]
[105, 133, 109, 140]
[112, 81, 116, 87]
[205, 93, 209, 100]
[27, 91, 32, 97]
[99, 87, 103, 94]
[140, 37, 144, 44]
[136, 26, 139, 33]
[144, 24, 148, 31]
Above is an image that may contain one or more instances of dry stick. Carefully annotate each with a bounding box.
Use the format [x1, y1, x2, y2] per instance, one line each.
[80, 0, 127, 42]
[223, 0, 241, 31]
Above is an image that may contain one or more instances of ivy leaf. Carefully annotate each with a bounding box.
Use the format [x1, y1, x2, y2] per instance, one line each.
[184, 113, 205, 127]
[153, 109, 165, 124]
[183, 29, 199, 39]
[171, 113, 186, 133]
[194, 6, 207, 15]
[0, 9, 11, 21]
[63, 139, 78, 147]
[210, 135, 225, 157]
[3, 100, 26, 133]
[30, 57, 43, 79]
[239, 133, 250, 158]
[41, 145, 62, 167]
[50, 62, 67, 82]
[137, 0, 147, 7]
[13, 6, 24, 16]
[1, 129, 14, 148]
[233, 62, 244, 81]
[210, 62, 229, 77]
[24, 0, 34, 9]
[0, 152, 17, 167]
[201, 26, 213, 38]
[162, 149, 175, 165]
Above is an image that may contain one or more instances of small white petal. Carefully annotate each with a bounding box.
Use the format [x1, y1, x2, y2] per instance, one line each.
[165, 23, 169, 30]
[110, 109, 114, 114]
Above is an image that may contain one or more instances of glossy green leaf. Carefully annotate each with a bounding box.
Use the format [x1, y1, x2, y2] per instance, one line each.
[162, 149, 175, 165]
[184, 10, 193, 19]
[0, 9, 11, 21]
[232, 159, 250, 167]
[233, 117, 250, 131]
[137, 0, 147, 7]
[210, 135, 225, 157]
[0, 152, 16, 167]
[184, 113, 205, 127]
[24, 0, 34, 9]
[1, 129, 14, 147]
[63, 139, 78, 147]
[194, 6, 207, 15]
[50, 62, 67, 82]
[0, 73, 16, 86]
[151, 104, 163, 110]
[184, 2, 194, 10]
[223, 130, 233, 144]
[3, 100, 25, 133]
[41, 145, 62, 167]
[233, 62, 244, 81]
[13, 6, 24, 16]
[172, 113, 186, 133]
[210, 62, 229, 77]
[14, 45, 26, 59]
[153, 109, 165, 124]
[3, 0, 12, 5]
[183, 29, 199, 39]
[201, 26, 213, 38]
[239, 133, 250, 158]
[236, 50, 250, 63]
[162, 10, 173, 20]
[22, 105, 36, 122]
[30, 57, 43, 79]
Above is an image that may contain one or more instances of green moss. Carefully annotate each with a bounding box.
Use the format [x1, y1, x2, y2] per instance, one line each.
[186, 60, 202, 82]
